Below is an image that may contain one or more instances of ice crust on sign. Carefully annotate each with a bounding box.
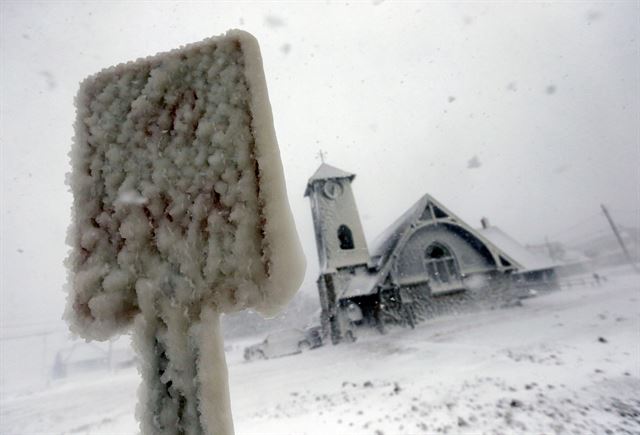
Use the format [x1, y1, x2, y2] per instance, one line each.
[132, 290, 234, 434]
[65, 30, 305, 340]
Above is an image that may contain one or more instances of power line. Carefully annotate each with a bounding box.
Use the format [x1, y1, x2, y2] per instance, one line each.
[546, 208, 638, 241]
[548, 212, 603, 238]
[610, 208, 640, 213]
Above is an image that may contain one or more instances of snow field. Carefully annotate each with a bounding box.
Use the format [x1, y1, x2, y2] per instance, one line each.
[2, 272, 638, 434]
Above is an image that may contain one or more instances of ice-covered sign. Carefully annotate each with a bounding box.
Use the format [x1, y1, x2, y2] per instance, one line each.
[65, 30, 305, 434]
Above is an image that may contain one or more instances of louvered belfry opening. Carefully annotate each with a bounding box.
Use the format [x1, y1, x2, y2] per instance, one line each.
[338, 224, 355, 250]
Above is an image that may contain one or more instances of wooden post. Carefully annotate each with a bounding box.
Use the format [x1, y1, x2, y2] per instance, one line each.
[322, 273, 342, 344]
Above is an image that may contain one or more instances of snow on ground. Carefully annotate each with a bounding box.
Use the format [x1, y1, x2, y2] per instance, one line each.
[2, 270, 639, 434]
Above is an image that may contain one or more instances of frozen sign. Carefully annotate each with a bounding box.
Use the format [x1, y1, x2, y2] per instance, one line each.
[65, 30, 305, 434]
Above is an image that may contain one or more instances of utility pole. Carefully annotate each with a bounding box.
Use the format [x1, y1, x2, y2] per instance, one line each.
[601, 204, 639, 273]
[545, 236, 556, 262]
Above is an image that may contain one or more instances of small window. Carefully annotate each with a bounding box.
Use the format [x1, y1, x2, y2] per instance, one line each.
[338, 225, 354, 250]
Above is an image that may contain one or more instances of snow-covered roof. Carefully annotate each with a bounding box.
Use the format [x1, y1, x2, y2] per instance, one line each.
[339, 270, 381, 299]
[478, 226, 556, 272]
[304, 163, 355, 196]
[339, 192, 559, 300]
[368, 194, 524, 274]
[558, 248, 590, 264]
[370, 196, 427, 261]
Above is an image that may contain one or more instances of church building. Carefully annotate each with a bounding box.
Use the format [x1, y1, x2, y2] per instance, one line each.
[305, 163, 557, 344]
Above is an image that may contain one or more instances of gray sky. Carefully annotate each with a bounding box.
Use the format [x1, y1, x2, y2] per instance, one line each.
[1, 1, 639, 330]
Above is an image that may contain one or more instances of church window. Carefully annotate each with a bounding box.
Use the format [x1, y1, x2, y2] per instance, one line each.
[338, 225, 354, 250]
[424, 243, 460, 285]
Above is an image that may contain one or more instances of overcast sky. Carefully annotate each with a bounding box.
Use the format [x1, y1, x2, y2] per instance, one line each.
[1, 1, 638, 330]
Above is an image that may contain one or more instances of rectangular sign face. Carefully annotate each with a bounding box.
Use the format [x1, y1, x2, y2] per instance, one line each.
[67, 31, 304, 339]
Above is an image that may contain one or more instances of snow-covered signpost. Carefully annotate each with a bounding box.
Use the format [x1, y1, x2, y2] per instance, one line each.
[65, 30, 305, 434]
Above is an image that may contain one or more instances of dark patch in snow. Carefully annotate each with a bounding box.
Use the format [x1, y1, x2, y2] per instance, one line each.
[510, 399, 523, 408]
[448, 96, 456, 103]
[610, 398, 640, 419]
[545, 85, 557, 95]
[280, 43, 291, 54]
[507, 82, 517, 92]
[598, 336, 608, 343]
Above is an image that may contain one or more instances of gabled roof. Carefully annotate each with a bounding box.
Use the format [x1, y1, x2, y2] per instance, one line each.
[333, 191, 560, 301]
[339, 269, 381, 299]
[304, 163, 355, 196]
[370, 196, 428, 263]
[370, 194, 523, 276]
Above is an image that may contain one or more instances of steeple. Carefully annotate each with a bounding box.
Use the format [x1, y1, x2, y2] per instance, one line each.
[305, 163, 369, 272]
[304, 163, 355, 197]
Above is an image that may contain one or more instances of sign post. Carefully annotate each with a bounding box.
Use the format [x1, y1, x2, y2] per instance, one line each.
[65, 30, 305, 434]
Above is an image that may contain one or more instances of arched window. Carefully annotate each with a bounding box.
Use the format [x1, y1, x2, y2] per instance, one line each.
[425, 244, 448, 259]
[424, 243, 460, 285]
[337, 225, 354, 250]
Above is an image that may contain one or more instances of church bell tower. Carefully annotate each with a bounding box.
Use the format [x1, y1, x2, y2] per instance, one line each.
[304, 163, 370, 272]
[305, 163, 370, 344]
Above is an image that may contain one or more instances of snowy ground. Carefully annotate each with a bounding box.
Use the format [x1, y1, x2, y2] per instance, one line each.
[2, 271, 639, 434]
